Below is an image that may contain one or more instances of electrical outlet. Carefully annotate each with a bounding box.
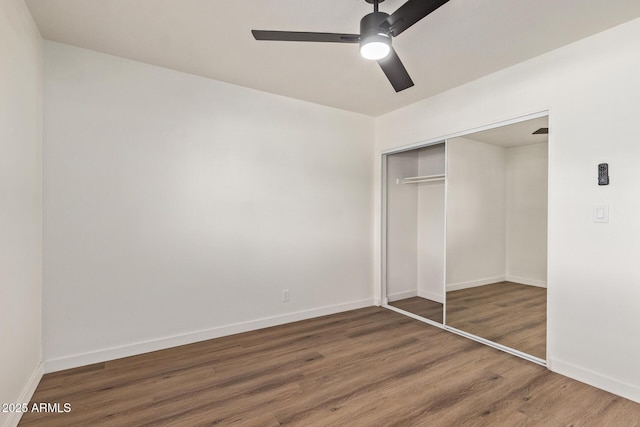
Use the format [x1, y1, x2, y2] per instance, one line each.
[281, 289, 290, 302]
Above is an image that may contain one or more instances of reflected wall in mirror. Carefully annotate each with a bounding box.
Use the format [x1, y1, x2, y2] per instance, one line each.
[386, 143, 445, 324]
[445, 116, 548, 360]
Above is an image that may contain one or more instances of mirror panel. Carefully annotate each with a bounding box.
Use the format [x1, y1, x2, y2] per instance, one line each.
[385, 143, 445, 324]
[444, 116, 548, 359]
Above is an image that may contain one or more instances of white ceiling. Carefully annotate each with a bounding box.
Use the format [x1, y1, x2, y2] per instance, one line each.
[465, 116, 549, 148]
[25, 0, 640, 116]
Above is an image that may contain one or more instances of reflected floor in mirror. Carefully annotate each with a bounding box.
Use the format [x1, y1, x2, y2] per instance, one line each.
[389, 297, 443, 324]
[446, 282, 546, 359]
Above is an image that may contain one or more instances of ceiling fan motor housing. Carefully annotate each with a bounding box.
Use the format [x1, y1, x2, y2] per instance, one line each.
[360, 11, 392, 50]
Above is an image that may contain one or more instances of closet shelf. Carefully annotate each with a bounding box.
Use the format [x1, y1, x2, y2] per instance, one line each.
[397, 174, 445, 184]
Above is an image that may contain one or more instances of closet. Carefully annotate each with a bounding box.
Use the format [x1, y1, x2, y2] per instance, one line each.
[384, 142, 445, 325]
[382, 114, 549, 364]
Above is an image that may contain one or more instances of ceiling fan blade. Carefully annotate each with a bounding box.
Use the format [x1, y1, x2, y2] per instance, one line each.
[381, 0, 449, 37]
[252, 30, 360, 43]
[377, 48, 414, 92]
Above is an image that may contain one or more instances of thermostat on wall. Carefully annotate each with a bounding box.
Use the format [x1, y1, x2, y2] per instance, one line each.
[598, 163, 609, 185]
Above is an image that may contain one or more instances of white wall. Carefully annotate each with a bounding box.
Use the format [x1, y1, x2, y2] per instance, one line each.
[43, 42, 374, 371]
[0, 0, 43, 426]
[506, 143, 548, 286]
[385, 151, 418, 301]
[375, 17, 640, 402]
[445, 138, 548, 290]
[446, 137, 506, 290]
[386, 144, 446, 304]
[416, 145, 445, 303]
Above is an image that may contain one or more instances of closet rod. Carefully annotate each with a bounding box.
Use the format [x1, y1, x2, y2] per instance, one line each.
[397, 174, 445, 184]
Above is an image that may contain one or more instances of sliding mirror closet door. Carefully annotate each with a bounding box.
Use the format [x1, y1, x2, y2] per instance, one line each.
[385, 143, 446, 325]
[445, 117, 548, 361]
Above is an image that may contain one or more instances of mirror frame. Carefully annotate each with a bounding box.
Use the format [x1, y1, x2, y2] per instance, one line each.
[380, 110, 549, 366]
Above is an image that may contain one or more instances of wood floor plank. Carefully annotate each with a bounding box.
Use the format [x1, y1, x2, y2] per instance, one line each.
[447, 281, 547, 359]
[19, 307, 639, 426]
[389, 297, 443, 323]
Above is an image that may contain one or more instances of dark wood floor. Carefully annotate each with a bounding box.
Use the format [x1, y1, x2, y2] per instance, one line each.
[446, 282, 546, 359]
[20, 307, 639, 426]
[389, 296, 443, 323]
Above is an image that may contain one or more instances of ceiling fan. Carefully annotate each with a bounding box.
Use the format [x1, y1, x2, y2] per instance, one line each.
[251, 0, 450, 92]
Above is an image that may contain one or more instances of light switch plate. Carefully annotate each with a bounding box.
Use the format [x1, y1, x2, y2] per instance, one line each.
[593, 205, 609, 223]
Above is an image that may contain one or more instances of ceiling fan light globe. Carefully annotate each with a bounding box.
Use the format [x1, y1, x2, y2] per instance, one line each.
[360, 40, 391, 60]
[359, 31, 391, 60]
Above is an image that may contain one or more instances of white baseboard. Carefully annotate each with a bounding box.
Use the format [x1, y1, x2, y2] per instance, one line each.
[3, 362, 43, 427]
[417, 289, 444, 304]
[505, 275, 547, 288]
[446, 276, 505, 292]
[44, 298, 375, 373]
[387, 290, 417, 302]
[549, 358, 640, 404]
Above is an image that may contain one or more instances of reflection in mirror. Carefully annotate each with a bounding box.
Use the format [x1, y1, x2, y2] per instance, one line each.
[445, 116, 548, 360]
[386, 143, 445, 324]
